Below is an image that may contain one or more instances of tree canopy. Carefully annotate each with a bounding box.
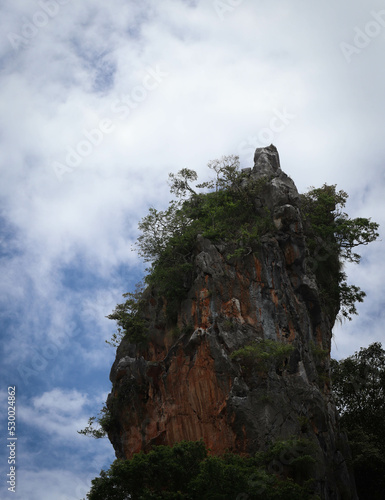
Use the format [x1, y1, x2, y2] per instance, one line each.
[83, 439, 317, 500]
[331, 343, 385, 499]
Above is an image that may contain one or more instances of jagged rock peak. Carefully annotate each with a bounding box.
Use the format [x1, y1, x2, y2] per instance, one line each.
[243, 144, 301, 218]
[253, 143, 281, 174]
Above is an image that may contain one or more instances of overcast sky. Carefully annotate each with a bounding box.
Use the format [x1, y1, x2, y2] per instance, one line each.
[0, 1, 384, 498]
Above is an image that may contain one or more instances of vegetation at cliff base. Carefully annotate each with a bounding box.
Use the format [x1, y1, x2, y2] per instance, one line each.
[331, 342, 385, 499]
[83, 439, 318, 500]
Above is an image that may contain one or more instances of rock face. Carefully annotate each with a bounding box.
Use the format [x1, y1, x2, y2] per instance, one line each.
[107, 145, 357, 499]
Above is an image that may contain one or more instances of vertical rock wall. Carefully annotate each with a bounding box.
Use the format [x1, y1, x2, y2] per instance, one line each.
[107, 146, 357, 499]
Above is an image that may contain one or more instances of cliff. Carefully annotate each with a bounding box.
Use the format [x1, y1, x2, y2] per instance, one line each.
[106, 146, 357, 499]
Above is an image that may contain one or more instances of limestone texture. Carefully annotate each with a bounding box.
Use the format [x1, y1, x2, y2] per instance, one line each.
[107, 145, 357, 499]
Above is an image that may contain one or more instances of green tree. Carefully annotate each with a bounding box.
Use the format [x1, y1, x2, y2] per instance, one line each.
[78, 405, 114, 439]
[137, 155, 254, 264]
[301, 184, 379, 320]
[106, 285, 148, 346]
[331, 343, 385, 499]
[84, 439, 317, 500]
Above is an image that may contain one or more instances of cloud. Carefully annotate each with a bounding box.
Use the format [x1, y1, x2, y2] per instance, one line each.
[0, 450, 115, 500]
[0, 386, 115, 500]
[19, 388, 92, 440]
[1, 468, 86, 500]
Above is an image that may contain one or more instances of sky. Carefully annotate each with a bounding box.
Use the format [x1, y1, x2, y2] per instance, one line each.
[0, 0, 384, 498]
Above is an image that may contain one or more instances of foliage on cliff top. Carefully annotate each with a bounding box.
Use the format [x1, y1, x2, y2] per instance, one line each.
[106, 155, 273, 343]
[138, 165, 379, 324]
[136, 155, 272, 301]
[106, 157, 379, 347]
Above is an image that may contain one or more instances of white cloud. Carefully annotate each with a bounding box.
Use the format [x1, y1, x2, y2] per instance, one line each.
[0, 450, 115, 500]
[18, 388, 91, 439]
[0, 386, 115, 499]
[33, 388, 88, 413]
